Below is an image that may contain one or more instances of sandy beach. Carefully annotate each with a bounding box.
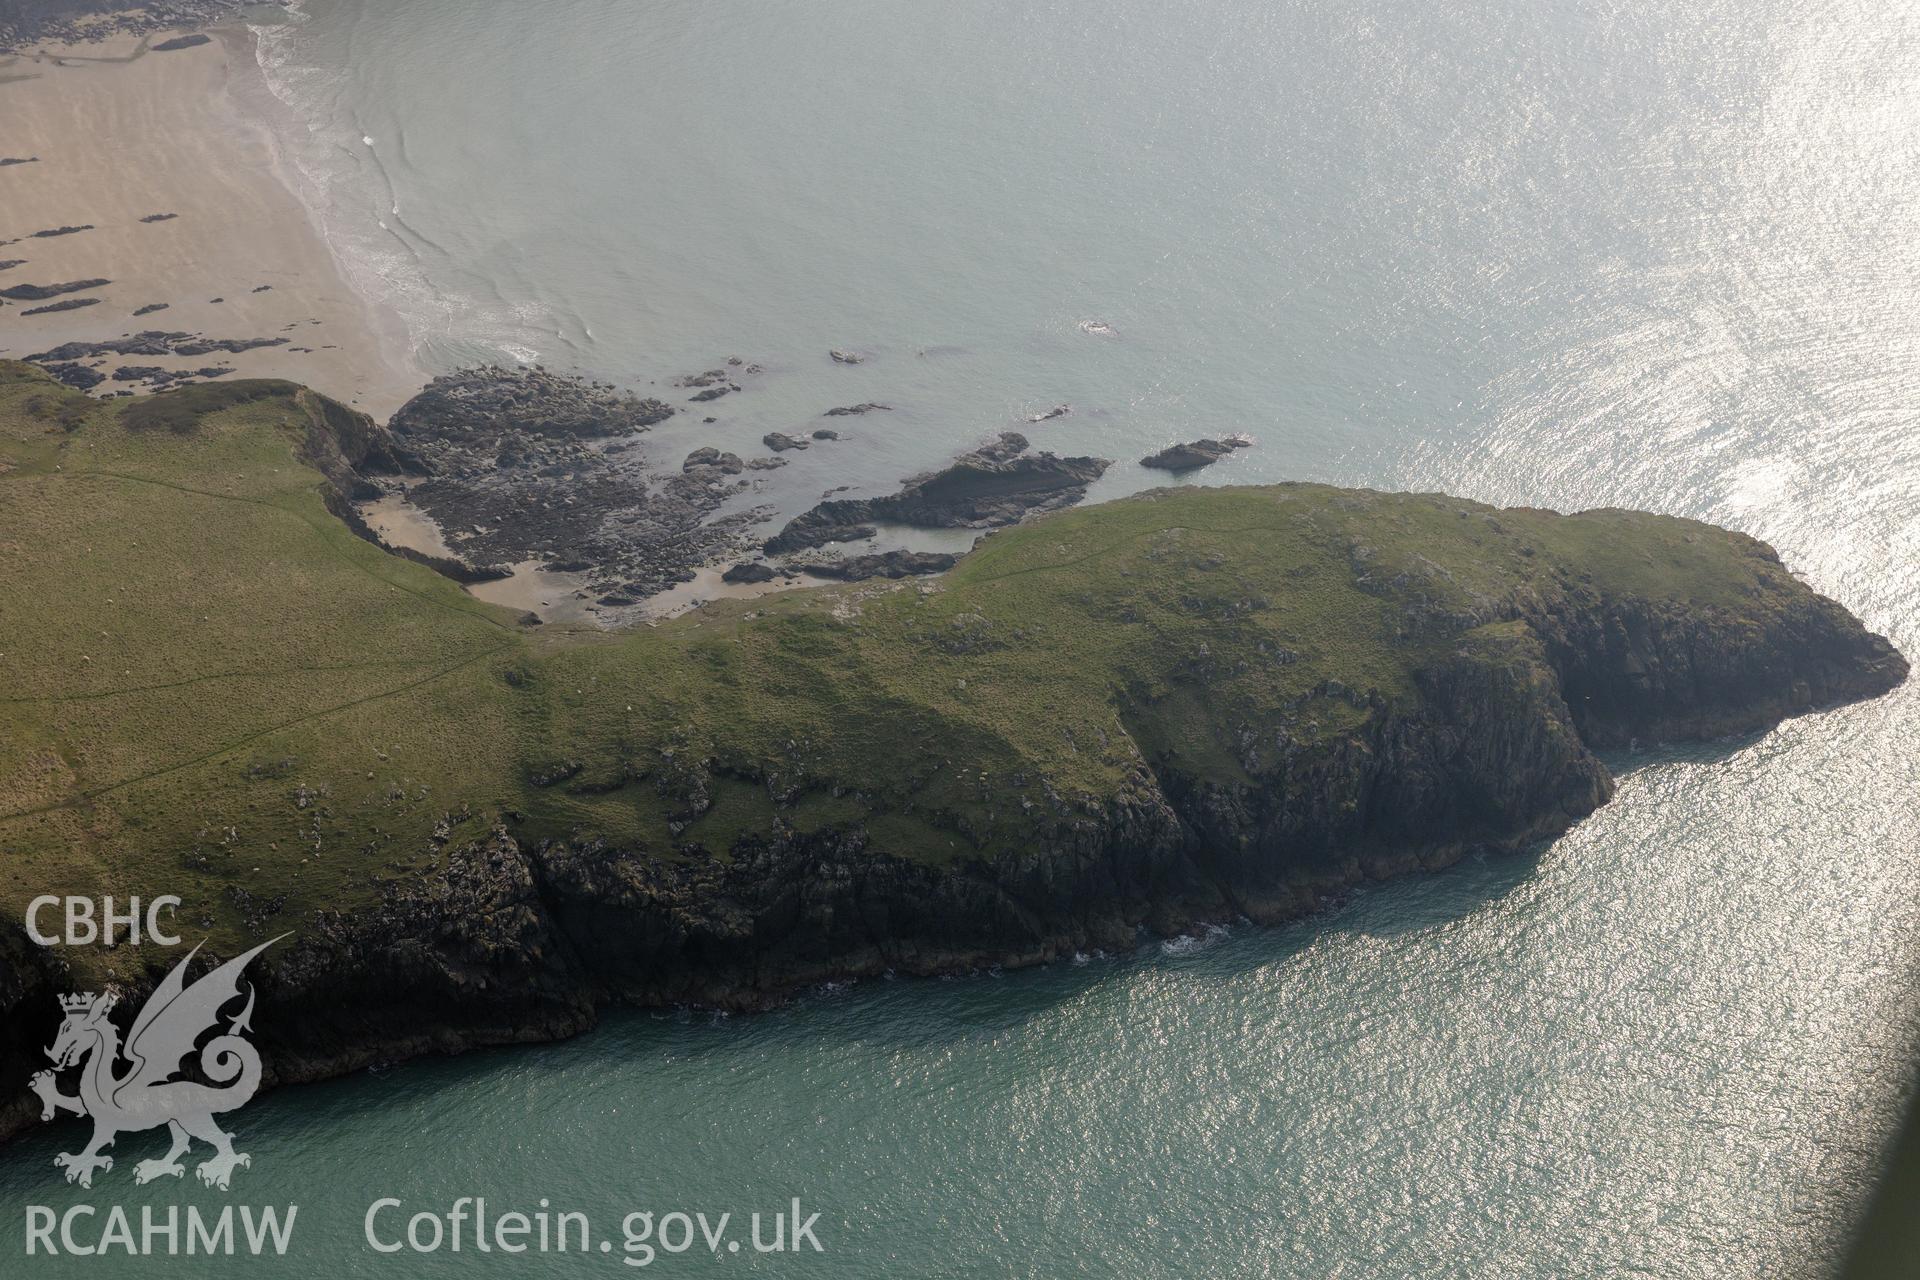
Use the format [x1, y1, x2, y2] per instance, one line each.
[0, 27, 420, 419]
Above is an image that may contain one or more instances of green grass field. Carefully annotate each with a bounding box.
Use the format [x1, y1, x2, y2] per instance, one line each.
[0, 360, 1805, 983]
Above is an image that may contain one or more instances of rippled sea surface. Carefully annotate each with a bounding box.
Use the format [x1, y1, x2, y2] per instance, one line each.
[5, 0, 1917, 1274]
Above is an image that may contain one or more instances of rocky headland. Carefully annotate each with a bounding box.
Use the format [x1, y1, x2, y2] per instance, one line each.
[1141, 435, 1253, 472]
[0, 365, 1907, 1140]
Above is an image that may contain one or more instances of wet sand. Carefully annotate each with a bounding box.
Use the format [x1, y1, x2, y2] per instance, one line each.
[0, 28, 420, 419]
[632, 563, 813, 620]
[1, 24, 829, 629]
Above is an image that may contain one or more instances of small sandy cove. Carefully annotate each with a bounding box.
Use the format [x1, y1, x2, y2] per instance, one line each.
[0, 28, 420, 420]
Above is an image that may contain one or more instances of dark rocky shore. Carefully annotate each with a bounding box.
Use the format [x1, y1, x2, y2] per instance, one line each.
[764, 431, 1112, 555]
[18, 329, 286, 391]
[362, 365, 779, 608]
[353, 369, 1114, 612]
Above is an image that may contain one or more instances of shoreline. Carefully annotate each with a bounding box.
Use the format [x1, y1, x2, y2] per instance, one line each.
[0, 24, 422, 421]
[0, 25, 835, 627]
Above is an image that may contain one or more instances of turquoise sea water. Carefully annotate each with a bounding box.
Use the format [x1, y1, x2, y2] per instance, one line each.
[6, 0, 1919, 1274]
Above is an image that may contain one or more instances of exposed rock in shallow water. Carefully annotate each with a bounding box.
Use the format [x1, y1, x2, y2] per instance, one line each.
[20, 298, 99, 315]
[800, 549, 960, 581]
[1140, 436, 1252, 472]
[0, 279, 108, 302]
[683, 446, 744, 475]
[24, 330, 287, 363]
[29, 225, 93, 239]
[139, 212, 178, 223]
[763, 431, 809, 452]
[392, 366, 673, 448]
[370, 367, 764, 609]
[765, 430, 1111, 554]
[132, 302, 169, 316]
[824, 402, 890, 416]
[151, 33, 211, 50]
[0, 260, 24, 273]
[722, 561, 779, 584]
[829, 348, 866, 364]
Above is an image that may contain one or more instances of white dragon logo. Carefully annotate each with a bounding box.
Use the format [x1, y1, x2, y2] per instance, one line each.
[28, 935, 284, 1190]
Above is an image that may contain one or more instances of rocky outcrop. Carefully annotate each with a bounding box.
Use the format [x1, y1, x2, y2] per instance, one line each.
[20, 298, 99, 315]
[109, 364, 231, 386]
[684, 446, 744, 475]
[24, 330, 287, 363]
[294, 386, 406, 496]
[366, 367, 769, 609]
[388, 365, 673, 451]
[39, 361, 104, 389]
[722, 561, 779, 584]
[255, 828, 596, 1085]
[1, 278, 109, 302]
[799, 550, 959, 581]
[1513, 574, 1906, 749]
[1141, 436, 1251, 471]
[765, 431, 1111, 554]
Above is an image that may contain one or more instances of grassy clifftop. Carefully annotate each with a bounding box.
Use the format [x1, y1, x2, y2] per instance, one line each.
[0, 365, 524, 975]
[0, 361, 1904, 1013]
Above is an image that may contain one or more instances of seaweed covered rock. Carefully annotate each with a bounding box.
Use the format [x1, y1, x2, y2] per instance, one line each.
[765, 431, 1110, 554]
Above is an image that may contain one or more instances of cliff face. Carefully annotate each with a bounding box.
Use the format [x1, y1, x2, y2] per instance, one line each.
[214, 568, 1901, 1094]
[236, 490, 1907, 1080]
[1518, 575, 1904, 748]
[0, 367, 1906, 1140]
[222, 578, 1901, 1099]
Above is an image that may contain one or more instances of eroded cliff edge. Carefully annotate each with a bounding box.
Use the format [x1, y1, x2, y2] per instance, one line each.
[0, 367, 1905, 1138]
